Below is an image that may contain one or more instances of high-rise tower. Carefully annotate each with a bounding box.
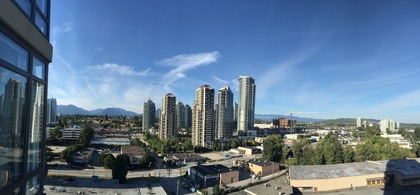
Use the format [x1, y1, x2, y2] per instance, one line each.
[176, 101, 186, 130]
[159, 93, 177, 139]
[185, 104, 192, 130]
[215, 86, 234, 139]
[192, 85, 215, 147]
[237, 76, 256, 132]
[143, 99, 156, 132]
[46, 98, 57, 124]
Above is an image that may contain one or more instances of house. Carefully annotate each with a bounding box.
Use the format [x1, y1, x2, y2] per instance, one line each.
[120, 146, 144, 165]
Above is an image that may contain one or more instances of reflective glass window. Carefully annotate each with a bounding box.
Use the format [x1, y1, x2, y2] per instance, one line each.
[36, 0, 48, 16]
[35, 11, 47, 35]
[15, 0, 32, 17]
[25, 175, 40, 195]
[32, 57, 45, 80]
[27, 81, 44, 173]
[0, 67, 26, 190]
[0, 31, 29, 71]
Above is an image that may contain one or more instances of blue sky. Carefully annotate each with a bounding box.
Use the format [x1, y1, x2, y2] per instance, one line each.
[49, 0, 420, 123]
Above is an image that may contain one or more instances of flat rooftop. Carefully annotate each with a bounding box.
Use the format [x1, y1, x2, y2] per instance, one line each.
[248, 158, 277, 167]
[290, 158, 420, 180]
[192, 164, 231, 175]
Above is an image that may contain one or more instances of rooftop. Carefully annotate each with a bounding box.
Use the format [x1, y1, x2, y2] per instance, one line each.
[170, 153, 206, 160]
[290, 158, 420, 180]
[191, 164, 231, 176]
[248, 158, 277, 167]
[121, 146, 145, 155]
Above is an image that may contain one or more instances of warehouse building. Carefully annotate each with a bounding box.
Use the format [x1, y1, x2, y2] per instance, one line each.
[290, 158, 420, 193]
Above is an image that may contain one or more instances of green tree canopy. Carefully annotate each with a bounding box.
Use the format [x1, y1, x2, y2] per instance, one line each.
[112, 154, 130, 183]
[263, 134, 284, 162]
[79, 127, 94, 147]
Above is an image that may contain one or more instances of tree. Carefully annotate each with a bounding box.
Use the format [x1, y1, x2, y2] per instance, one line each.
[213, 185, 220, 195]
[183, 139, 193, 152]
[112, 154, 130, 183]
[46, 147, 54, 162]
[262, 135, 284, 162]
[104, 154, 115, 169]
[231, 140, 238, 148]
[79, 127, 94, 147]
[343, 145, 355, 163]
[49, 126, 63, 139]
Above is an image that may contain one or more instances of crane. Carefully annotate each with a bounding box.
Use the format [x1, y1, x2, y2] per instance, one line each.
[283, 110, 318, 133]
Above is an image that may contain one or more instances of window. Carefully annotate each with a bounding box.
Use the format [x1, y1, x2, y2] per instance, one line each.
[25, 175, 40, 195]
[13, 0, 50, 37]
[32, 56, 45, 80]
[27, 81, 44, 173]
[14, 0, 32, 16]
[36, 0, 48, 16]
[0, 67, 27, 190]
[35, 11, 47, 35]
[0, 31, 29, 71]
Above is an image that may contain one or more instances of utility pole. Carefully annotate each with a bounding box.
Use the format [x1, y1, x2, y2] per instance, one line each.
[177, 179, 180, 195]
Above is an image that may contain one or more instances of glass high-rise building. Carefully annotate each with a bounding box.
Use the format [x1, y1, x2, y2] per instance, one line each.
[215, 86, 234, 139]
[176, 101, 186, 130]
[142, 99, 156, 132]
[237, 76, 256, 132]
[0, 0, 52, 194]
[46, 98, 57, 124]
[185, 104, 192, 130]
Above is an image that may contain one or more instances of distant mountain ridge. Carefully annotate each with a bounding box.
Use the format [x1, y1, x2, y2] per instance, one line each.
[255, 114, 323, 123]
[57, 105, 139, 116]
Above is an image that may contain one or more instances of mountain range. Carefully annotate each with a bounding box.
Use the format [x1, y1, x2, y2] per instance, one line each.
[57, 105, 139, 116]
[58, 104, 374, 124]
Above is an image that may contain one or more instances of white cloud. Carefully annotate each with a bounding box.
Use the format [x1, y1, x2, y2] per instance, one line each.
[158, 51, 221, 90]
[93, 63, 151, 76]
[374, 89, 420, 110]
[212, 76, 229, 84]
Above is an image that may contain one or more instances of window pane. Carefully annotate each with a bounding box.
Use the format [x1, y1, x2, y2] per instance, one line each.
[32, 57, 45, 80]
[15, 0, 32, 17]
[35, 11, 47, 35]
[0, 31, 29, 71]
[27, 81, 44, 173]
[25, 175, 40, 195]
[0, 67, 26, 190]
[36, 0, 48, 17]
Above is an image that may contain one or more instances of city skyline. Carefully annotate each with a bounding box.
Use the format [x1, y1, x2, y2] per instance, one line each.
[49, 1, 420, 123]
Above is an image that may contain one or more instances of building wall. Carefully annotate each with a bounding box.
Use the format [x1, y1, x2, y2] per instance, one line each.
[219, 170, 239, 185]
[290, 173, 385, 192]
[0, 0, 52, 193]
[248, 162, 279, 177]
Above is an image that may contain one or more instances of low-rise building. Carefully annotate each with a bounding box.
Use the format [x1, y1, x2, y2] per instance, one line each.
[247, 158, 279, 177]
[188, 164, 239, 189]
[121, 146, 145, 165]
[290, 159, 420, 193]
[238, 146, 262, 155]
[164, 153, 207, 165]
[90, 136, 131, 145]
[72, 148, 94, 165]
